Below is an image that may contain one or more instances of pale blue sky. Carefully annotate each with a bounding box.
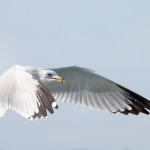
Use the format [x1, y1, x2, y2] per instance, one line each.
[0, 0, 150, 150]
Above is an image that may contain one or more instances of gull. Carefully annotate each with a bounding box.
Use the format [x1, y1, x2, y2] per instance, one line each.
[0, 65, 150, 120]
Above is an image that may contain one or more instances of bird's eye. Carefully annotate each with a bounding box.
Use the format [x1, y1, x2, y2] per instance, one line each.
[47, 73, 52, 76]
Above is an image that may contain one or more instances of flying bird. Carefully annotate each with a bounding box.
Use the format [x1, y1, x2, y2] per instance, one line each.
[0, 65, 150, 120]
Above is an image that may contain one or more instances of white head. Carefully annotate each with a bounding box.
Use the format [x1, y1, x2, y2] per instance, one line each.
[37, 69, 65, 83]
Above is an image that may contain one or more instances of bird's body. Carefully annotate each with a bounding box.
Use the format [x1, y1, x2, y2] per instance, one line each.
[0, 65, 150, 120]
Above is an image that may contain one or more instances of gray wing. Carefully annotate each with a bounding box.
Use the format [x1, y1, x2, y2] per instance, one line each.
[0, 66, 57, 119]
[43, 66, 150, 115]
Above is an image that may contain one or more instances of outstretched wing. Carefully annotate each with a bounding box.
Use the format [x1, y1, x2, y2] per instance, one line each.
[43, 66, 150, 115]
[0, 66, 57, 119]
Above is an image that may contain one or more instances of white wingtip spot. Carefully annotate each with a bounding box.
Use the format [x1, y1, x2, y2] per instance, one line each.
[52, 102, 57, 108]
[29, 117, 33, 120]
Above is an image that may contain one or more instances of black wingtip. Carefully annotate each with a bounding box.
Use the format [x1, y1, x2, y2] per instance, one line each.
[116, 84, 150, 115]
[55, 105, 58, 109]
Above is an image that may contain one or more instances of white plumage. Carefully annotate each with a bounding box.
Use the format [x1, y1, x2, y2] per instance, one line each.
[0, 65, 150, 120]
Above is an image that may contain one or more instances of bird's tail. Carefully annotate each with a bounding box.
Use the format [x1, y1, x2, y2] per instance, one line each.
[0, 106, 6, 118]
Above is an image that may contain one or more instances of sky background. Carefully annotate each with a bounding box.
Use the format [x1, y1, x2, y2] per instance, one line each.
[0, 0, 150, 150]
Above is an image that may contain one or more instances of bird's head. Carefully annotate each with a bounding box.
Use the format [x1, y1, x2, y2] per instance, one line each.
[38, 69, 65, 83]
